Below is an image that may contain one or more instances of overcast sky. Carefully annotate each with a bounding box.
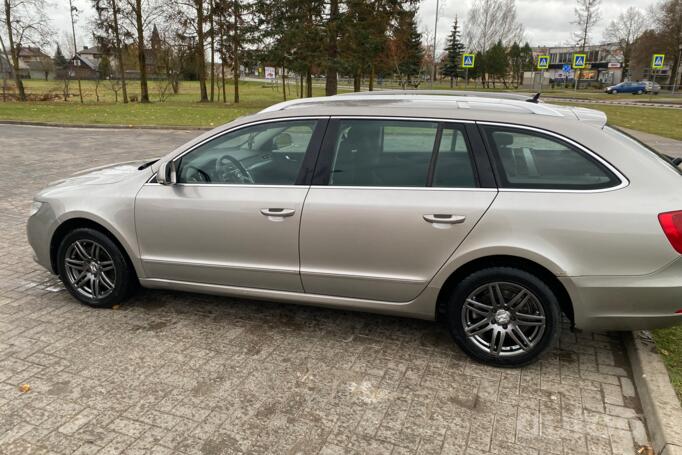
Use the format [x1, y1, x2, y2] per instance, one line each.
[46, 0, 657, 54]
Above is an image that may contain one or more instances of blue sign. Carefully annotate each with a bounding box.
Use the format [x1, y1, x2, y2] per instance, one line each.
[537, 56, 549, 69]
[573, 54, 586, 68]
[462, 54, 475, 68]
[652, 54, 665, 69]
[562, 64, 571, 73]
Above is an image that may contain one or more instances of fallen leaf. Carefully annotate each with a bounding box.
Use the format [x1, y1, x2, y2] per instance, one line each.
[18, 384, 31, 393]
[659, 348, 670, 356]
[638, 445, 655, 455]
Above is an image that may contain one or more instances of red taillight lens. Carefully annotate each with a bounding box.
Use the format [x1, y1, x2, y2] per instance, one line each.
[659, 211, 682, 254]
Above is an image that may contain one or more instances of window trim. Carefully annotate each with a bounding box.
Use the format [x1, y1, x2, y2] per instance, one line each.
[147, 116, 329, 186]
[311, 116, 491, 190]
[477, 122, 629, 193]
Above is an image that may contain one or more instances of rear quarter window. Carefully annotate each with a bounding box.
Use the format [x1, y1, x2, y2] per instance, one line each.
[482, 126, 622, 190]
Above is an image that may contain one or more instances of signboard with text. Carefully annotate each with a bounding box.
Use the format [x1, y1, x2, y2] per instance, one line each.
[264, 67, 276, 80]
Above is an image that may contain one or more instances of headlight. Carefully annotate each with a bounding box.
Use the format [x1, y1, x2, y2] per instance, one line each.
[30, 201, 44, 217]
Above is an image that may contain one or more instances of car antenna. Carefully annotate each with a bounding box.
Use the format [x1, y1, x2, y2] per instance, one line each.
[526, 93, 541, 104]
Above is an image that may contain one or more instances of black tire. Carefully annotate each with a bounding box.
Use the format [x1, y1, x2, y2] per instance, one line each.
[446, 267, 560, 367]
[57, 228, 137, 308]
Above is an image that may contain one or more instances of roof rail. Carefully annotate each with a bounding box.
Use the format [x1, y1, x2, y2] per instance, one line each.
[259, 93, 607, 127]
[336, 89, 535, 102]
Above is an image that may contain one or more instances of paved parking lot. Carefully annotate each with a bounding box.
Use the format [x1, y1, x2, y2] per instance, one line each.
[0, 124, 655, 454]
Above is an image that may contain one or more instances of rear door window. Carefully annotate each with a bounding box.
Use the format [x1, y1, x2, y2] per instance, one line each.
[324, 119, 479, 188]
[482, 126, 620, 190]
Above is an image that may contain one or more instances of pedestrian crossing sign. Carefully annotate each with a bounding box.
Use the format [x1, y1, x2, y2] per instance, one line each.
[652, 54, 665, 69]
[573, 54, 586, 69]
[537, 55, 549, 69]
[462, 54, 475, 69]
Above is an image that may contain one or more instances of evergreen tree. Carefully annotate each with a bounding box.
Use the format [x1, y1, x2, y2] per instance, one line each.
[397, 9, 423, 86]
[441, 17, 464, 87]
[485, 40, 508, 87]
[53, 45, 68, 70]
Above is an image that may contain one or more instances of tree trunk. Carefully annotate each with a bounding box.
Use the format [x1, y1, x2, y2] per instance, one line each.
[221, 55, 226, 103]
[281, 66, 286, 101]
[196, 0, 208, 102]
[4, 0, 25, 100]
[450, 76, 453, 88]
[111, 0, 128, 103]
[209, 0, 215, 102]
[135, 0, 150, 103]
[232, 0, 239, 104]
[306, 68, 312, 97]
[369, 64, 374, 91]
[353, 71, 361, 92]
[324, 0, 339, 96]
[299, 73, 303, 98]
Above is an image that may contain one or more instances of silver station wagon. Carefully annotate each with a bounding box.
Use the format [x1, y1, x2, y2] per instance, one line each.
[27, 92, 682, 366]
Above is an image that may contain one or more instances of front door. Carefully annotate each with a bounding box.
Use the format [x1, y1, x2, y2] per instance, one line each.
[300, 118, 497, 302]
[135, 118, 326, 292]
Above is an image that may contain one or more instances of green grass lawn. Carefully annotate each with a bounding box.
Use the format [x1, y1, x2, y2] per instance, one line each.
[653, 327, 682, 402]
[2, 80, 681, 138]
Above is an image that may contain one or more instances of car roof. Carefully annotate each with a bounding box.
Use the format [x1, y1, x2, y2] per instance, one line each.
[254, 92, 608, 129]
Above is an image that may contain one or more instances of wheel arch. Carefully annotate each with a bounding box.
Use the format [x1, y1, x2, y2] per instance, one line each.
[50, 217, 140, 279]
[435, 255, 574, 325]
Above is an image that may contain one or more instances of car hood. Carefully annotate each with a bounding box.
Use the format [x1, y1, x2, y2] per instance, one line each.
[47, 159, 156, 187]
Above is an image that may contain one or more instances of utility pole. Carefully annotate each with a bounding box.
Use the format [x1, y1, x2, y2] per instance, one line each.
[68, 0, 84, 103]
[431, 0, 439, 88]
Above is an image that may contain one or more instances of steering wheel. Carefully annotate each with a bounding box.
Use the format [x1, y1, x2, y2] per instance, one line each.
[182, 165, 211, 183]
[216, 154, 255, 184]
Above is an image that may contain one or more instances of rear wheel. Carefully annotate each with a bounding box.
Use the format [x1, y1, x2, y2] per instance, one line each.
[446, 267, 560, 367]
[57, 228, 136, 308]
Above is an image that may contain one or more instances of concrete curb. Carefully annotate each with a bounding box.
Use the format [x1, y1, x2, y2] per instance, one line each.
[624, 331, 682, 455]
[0, 120, 209, 131]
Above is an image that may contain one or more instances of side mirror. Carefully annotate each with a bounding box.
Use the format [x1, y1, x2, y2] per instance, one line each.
[273, 132, 293, 149]
[157, 160, 177, 185]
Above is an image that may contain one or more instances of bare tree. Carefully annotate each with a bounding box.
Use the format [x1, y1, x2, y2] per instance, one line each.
[464, 0, 523, 87]
[605, 7, 646, 79]
[0, 0, 51, 101]
[167, 0, 209, 102]
[574, 0, 601, 50]
[464, 0, 524, 53]
[93, 0, 130, 103]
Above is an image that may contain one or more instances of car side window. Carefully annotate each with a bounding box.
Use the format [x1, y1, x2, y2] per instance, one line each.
[328, 119, 437, 187]
[325, 119, 478, 188]
[176, 120, 318, 184]
[432, 126, 478, 188]
[482, 126, 620, 190]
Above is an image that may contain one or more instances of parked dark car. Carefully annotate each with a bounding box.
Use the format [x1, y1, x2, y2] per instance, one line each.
[605, 82, 646, 95]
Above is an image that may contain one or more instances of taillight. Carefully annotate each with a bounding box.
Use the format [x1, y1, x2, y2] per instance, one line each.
[658, 211, 682, 254]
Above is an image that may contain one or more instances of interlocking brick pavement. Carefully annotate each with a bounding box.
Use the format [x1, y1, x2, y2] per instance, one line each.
[0, 124, 654, 454]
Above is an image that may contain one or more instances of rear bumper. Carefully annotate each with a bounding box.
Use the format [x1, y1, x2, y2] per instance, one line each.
[562, 258, 682, 332]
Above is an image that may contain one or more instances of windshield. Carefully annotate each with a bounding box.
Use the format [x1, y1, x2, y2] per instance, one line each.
[605, 126, 682, 176]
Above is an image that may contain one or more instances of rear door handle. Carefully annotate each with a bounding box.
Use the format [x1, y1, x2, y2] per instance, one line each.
[260, 208, 296, 218]
[423, 214, 466, 224]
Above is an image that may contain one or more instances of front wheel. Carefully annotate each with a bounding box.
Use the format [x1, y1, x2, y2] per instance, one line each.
[446, 267, 560, 367]
[57, 228, 137, 308]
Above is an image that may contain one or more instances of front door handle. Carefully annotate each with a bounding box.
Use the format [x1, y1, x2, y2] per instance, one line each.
[260, 208, 296, 218]
[423, 214, 466, 224]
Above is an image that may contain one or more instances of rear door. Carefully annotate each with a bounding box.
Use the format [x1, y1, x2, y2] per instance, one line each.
[299, 118, 498, 302]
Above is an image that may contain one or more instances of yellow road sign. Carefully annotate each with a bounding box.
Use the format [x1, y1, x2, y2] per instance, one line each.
[652, 54, 665, 69]
[462, 54, 475, 69]
[573, 54, 586, 69]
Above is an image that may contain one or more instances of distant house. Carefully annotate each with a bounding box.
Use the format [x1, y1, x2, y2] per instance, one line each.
[17, 47, 54, 80]
[68, 47, 103, 80]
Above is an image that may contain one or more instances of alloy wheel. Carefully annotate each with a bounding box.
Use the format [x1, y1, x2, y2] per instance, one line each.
[461, 282, 546, 358]
[63, 239, 117, 300]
